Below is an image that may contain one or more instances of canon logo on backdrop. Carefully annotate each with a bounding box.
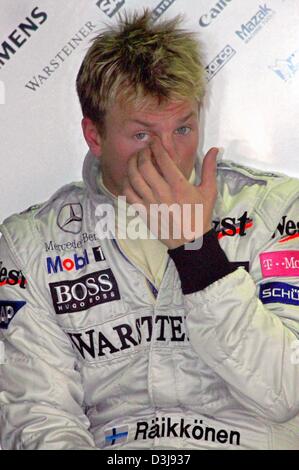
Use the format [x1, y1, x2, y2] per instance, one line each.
[0, 6, 47, 69]
[199, 0, 232, 27]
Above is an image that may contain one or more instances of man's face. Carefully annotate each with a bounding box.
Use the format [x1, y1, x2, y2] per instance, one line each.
[96, 97, 200, 196]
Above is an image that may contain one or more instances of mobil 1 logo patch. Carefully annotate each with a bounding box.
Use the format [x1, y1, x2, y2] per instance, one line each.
[49, 269, 120, 314]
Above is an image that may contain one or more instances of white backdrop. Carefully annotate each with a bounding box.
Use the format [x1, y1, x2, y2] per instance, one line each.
[0, 0, 298, 223]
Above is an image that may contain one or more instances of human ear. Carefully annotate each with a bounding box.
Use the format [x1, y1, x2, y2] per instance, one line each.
[81, 117, 102, 158]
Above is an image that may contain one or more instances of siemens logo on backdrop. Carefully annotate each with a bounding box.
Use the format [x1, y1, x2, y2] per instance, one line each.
[205, 45, 236, 81]
[235, 4, 275, 43]
[0, 7, 47, 70]
[199, 0, 233, 27]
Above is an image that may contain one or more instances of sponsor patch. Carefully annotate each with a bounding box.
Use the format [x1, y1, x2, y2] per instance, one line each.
[57, 203, 83, 234]
[46, 249, 89, 274]
[0, 261, 27, 289]
[213, 211, 253, 238]
[92, 245, 106, 262]
[259, 282, 299, 305]
[272, 216, 299, 243]
[0, 300, 26, 329]
[260, 251, 299, 277]
[46, 246, 106, 274]
[49, 268, 120, 314]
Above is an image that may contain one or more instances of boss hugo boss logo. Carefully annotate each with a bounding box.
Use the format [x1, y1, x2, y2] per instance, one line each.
[49, 269, 120, 314]
[213, 211, 253, 238]
[199, 0, 233, 27]
[46, 246, 105, 274]
[96, 0, 125, 18]
[0, 300, 26, 329]
[205, 45, 236, 81]
[57, 203, 83, 234]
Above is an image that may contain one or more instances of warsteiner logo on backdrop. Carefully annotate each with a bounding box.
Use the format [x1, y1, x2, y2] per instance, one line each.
[235, 4, 275, 44]
[0, 7, 47, 70]
[205, 45, 236, 81]
[199, 0, 233, 27]
[96, 0, 125, 18]
[25, 21, 97, 92]
[151, 0, 177, 22]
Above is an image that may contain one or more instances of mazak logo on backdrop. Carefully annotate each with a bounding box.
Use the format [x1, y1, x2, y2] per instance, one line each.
[151, 0, 177, 22]
[205, 45, 236, 81]
[96, 0, 125, 18]
[269, 49, 299, 82]
[235, 4, 275, 44]
[199, 0, 233, 27]
[0, 7, 47, 70]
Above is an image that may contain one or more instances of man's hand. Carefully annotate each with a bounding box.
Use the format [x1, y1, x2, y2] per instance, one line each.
[122, 137, 218, 249]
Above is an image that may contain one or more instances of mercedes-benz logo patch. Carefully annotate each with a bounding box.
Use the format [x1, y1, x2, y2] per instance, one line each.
[57, 203, 83, 234]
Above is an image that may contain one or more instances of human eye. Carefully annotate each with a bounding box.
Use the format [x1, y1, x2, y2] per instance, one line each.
[134, 132, 150, 142]
[175, 126, 191, 135]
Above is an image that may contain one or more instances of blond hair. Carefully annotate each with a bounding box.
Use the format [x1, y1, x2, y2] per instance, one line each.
[76, 9, 205, 134]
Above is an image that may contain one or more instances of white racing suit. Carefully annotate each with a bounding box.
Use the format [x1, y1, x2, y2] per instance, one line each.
[0, 151, 299, 450]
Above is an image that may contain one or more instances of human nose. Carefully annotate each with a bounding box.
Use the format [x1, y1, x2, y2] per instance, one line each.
[153, 135, 178, 162]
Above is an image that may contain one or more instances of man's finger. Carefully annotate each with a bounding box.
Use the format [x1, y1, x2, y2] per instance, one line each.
[122, 175, 143, 206]
[200, 147, 219, 189]
[149, 136, 185, 186]
[137, 145, 169, 197]
[127, 154, 155, 203]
